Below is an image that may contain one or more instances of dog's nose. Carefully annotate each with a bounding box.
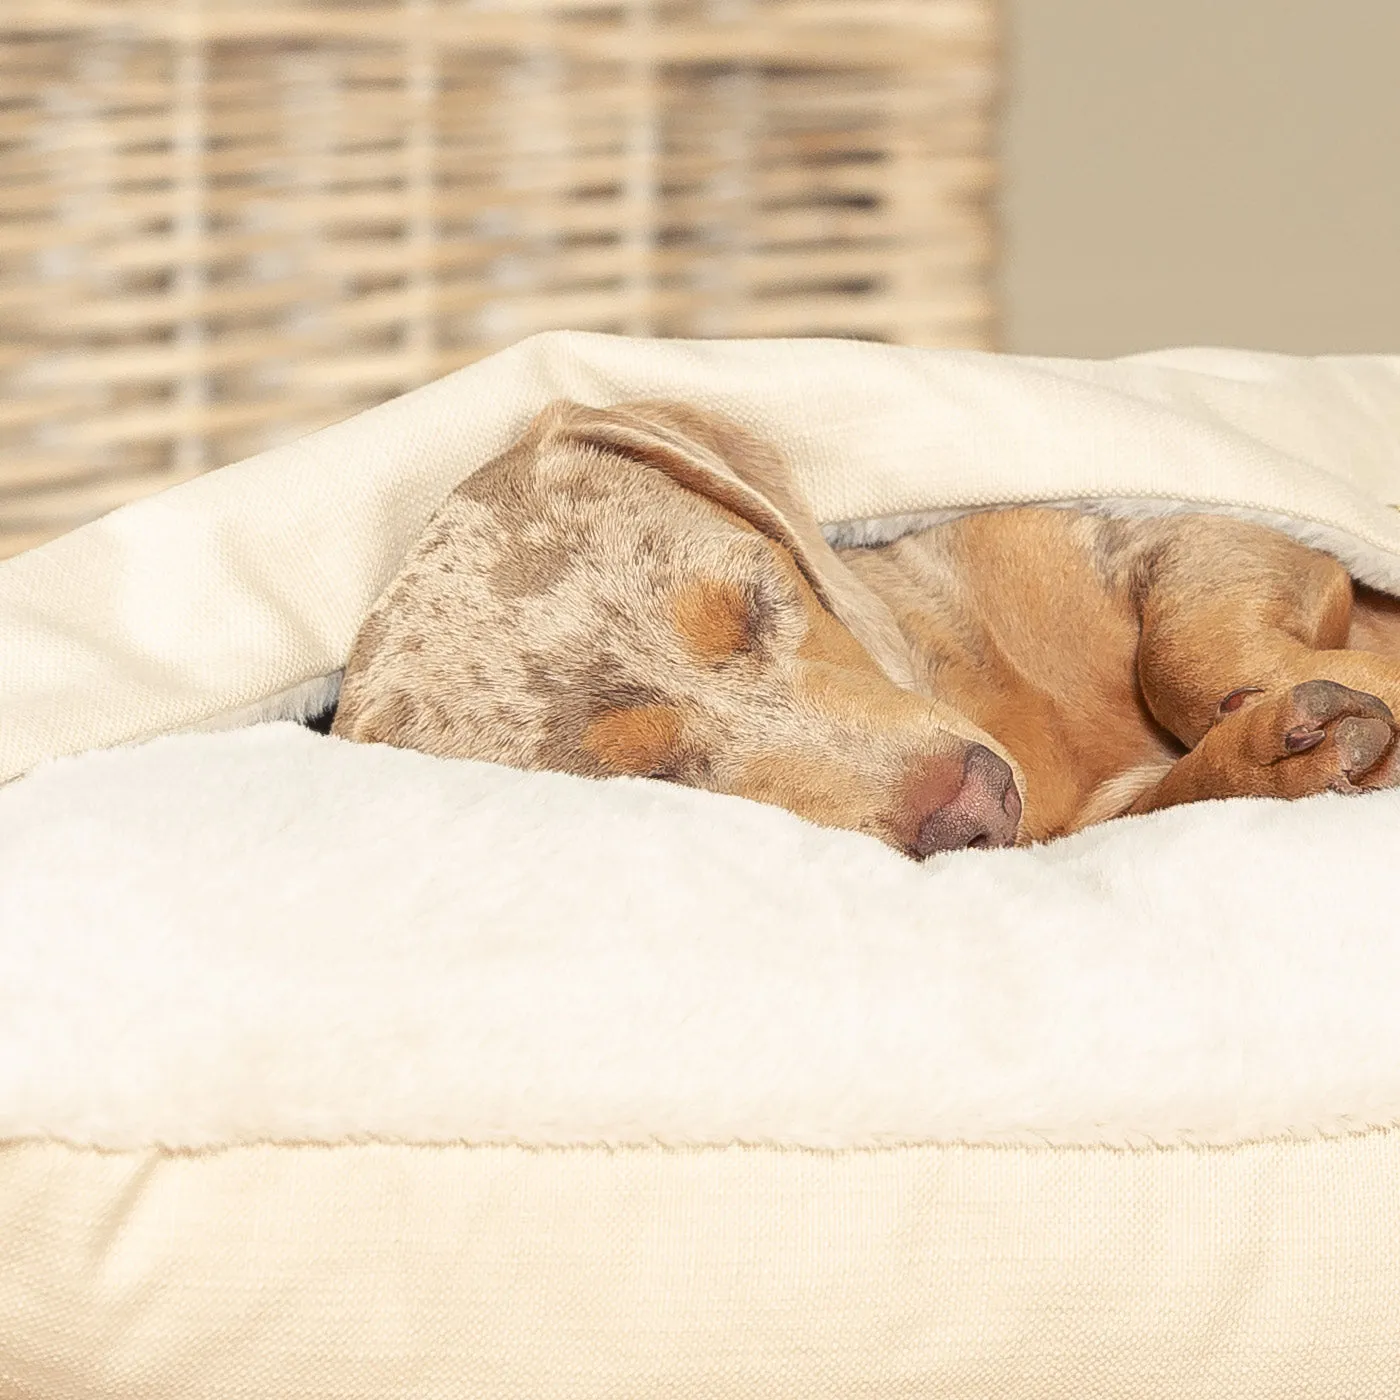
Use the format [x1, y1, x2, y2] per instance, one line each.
[909, 744, 1021, 857]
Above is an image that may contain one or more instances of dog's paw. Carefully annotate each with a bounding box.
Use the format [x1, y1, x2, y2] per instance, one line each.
[1215, 679, 1399, 796]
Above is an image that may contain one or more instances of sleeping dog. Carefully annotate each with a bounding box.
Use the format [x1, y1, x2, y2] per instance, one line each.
[330, 400, 1400, 854]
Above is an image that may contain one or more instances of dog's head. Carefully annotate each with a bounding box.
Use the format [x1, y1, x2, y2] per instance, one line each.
[333, 400, 1022, 856]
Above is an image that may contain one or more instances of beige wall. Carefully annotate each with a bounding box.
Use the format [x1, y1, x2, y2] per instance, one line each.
[999, 0, 1400, 357]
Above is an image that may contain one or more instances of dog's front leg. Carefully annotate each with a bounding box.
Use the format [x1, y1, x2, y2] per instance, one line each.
[1123, 515, 1400, 810]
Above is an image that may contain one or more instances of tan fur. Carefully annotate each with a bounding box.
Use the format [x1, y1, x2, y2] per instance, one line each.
[672, 579, 754, 664]
[334, 399, 1400, 853]
[583, 705, 685, 778]
[842, 509, 1400, 838]
[840, 513, 1170, 838]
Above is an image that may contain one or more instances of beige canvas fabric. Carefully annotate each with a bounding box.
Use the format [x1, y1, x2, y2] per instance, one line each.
[1, 332, 1399, 783]
[5, 1135, 1400, 1398]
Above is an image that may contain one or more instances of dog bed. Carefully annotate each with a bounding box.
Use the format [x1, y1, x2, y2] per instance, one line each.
[3, 333, 1400, 1397]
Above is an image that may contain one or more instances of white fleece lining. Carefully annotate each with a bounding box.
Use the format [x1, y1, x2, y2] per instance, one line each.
[5, 341, 1400, 1159]
[5, 720, 1400, 1153]
[183, 671, 342, 734]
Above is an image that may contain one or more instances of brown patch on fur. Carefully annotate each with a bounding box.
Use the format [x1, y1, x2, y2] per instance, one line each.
[583, 705, 685, 777]
[489, 538, 571, 598]
[531, 665, 672, 775]
[672, 578, 754, 663]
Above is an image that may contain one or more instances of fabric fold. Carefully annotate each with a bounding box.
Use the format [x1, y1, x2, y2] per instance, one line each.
[2, 333, 1399, 783]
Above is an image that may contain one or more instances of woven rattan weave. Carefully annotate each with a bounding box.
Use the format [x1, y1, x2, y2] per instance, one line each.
[0, 0, 996, 558]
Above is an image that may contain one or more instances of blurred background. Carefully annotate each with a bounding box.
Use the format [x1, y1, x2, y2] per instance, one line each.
[1, 0, 1396, 560]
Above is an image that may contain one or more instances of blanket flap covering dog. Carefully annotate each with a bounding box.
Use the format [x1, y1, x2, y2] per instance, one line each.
[2, 331, 1399, 783]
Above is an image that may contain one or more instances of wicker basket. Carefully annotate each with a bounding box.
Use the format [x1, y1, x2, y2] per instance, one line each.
[0, 0, 997, 559]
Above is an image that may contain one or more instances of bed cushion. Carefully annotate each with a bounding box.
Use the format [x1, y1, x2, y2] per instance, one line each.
[4, 335, 1400, 1396]
[4, 722, 1400, 1396]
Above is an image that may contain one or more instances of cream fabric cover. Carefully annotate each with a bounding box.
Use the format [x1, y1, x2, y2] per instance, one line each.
[7, 1137, 1400, 1398]
[3, 334, 1400, 1397]
[3, 331, 1400, 784]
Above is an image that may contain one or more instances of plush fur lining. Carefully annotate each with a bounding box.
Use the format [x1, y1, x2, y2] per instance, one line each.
[183, 671, 343, 735]
[4, 722, 1400, 1153]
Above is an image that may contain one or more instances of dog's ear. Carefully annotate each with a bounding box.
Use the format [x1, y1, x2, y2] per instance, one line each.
[536, 399, 918, 689]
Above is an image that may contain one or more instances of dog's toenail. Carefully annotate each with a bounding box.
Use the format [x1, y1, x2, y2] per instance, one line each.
[1218, 686, 1264, 715]
[1284, 726, 1325, 754]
